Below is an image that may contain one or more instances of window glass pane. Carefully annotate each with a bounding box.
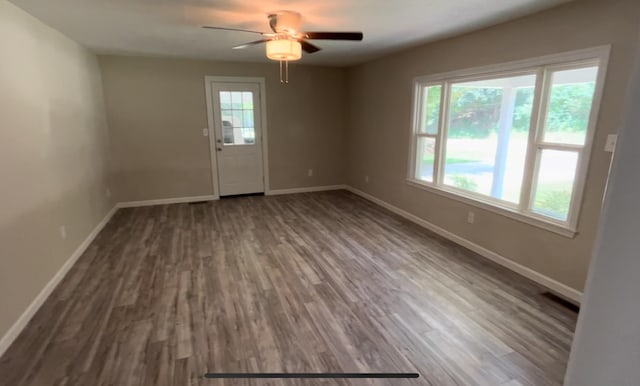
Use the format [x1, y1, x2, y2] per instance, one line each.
[222, 119, 234, 144]
[415, 137, 435, 183]
[219, 92, 231, 109]
[219, 90, 257, 146]
[242, 128, 255, 144]
[242, 92, 253, 109]
[443, 74, 536, 203]
[543, 66, 598, 145]
[243, 110, 254, 128]
[420, 85, 441, 134]
[231, 92, 244, 109]
[532, 150, 579, 221]
[232, 110, 243, 128]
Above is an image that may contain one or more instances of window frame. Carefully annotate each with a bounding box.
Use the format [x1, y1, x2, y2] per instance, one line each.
[407, 46, 610, 237]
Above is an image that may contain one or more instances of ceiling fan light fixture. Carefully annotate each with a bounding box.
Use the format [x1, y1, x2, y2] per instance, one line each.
[204, 10, 363, 83]
[266, 39, 302, 61]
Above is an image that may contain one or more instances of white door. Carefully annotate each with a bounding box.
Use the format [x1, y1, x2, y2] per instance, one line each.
[210, 82, 265, 196]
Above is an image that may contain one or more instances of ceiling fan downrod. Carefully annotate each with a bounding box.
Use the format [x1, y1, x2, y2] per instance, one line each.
[279, 60, 290, 84]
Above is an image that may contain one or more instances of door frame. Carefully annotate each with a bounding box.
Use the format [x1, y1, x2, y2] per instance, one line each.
[204, 76, 270, 199]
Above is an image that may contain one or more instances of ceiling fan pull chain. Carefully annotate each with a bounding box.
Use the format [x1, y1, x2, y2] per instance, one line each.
[279, 60, 283, 83]
[285, 60, 289, 84]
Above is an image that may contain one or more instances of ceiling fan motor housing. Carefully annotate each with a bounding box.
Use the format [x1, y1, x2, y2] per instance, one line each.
[269, 11, 302, 35]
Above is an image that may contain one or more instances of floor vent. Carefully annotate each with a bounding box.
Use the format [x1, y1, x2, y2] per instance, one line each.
[221, 192, 265, 199]
[541, 292, 580, 313]
[188, 201, 211, 205]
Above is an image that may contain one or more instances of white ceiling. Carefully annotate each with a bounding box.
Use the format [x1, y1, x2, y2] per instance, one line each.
[10, 0, 571, 66]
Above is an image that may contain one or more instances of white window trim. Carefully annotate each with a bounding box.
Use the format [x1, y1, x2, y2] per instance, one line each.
[407, 46, 611, 238]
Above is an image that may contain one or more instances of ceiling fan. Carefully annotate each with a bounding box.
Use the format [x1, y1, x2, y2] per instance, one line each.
[202, 10, 364, 83]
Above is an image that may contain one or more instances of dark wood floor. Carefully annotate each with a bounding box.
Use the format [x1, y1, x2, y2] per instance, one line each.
[0, 190, 577, 386]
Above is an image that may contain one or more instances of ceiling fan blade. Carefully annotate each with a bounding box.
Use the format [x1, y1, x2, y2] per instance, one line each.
[232, 39, 270, 50]
[202, 26, 265, 35]
[303, 32, 363, 41]
[268, 14, 278, 33]
[300, 40, 321, 54]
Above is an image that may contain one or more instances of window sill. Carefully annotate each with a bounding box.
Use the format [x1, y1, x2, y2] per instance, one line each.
[405, 179, 578, 238]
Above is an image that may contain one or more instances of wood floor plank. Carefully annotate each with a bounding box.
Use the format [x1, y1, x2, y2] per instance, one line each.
[0, 191, 578, 385]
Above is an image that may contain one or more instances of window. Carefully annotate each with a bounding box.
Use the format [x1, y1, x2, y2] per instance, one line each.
[219, 91, 256, 145]
[408, 48, 608, 235]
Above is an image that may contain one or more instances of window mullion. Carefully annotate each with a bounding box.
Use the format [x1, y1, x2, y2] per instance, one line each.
[537, 143, 584, 152]
[434, 82, 450, 186]
[519, 68, 549, 212]
[409, 83, 423, 180]
[415, 133, 437, 138]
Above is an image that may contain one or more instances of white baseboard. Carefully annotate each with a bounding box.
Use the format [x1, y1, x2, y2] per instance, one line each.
[0, 204, 119, 357]
[344, 186, 583, 304]
[117, 195, 216, 208]
[118, 187, 347, 205]
[267, 185, 347, 196]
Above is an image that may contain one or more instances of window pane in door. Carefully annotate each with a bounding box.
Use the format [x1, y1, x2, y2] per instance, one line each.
[443, 74, 536, 203]
[242, 128, 255, 143]
[243, 110, 254, 128]
[222, 119, 234, 144]
[543, 66, 598, 145]
[231, 92, 243, 109]
[242, 92, 253, 109]
[415, 137, 435, 182]
[232, 110, 243, 128]
[420, 85, 441, 135]
[219, 92, 231, 109]
[219, 91, 256, 145]
[531, 149, 579, 221]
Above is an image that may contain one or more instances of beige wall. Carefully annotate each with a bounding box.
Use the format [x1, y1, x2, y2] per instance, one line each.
[99, 56, 347, 202]
[0, 1, 113, 340]
[346, 0, 640, 291]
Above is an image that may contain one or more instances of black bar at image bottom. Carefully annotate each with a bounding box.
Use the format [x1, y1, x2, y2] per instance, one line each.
[204, 373, 420, 379]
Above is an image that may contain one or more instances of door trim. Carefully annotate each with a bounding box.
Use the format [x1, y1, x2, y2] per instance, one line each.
[204, 76, 270, 199]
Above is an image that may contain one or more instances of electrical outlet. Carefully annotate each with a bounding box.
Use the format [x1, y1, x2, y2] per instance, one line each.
[307, 169, 313, 177]
[365, 176, 369, 183]
[202, 128, 209, 137]
[467, 211, 475, 224]
[59, 225, 67, 240]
